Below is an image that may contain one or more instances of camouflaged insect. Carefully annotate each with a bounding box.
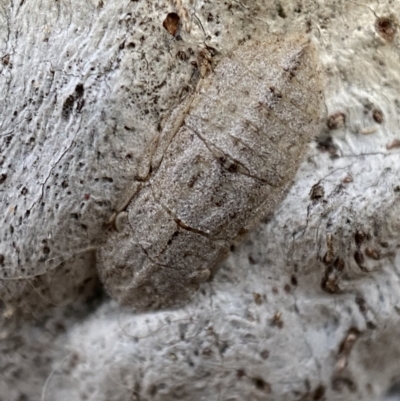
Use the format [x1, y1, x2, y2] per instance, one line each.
[97, 35, 323, 310]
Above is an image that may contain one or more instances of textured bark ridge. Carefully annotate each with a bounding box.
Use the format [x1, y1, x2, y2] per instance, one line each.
[97, 36, 323, 310]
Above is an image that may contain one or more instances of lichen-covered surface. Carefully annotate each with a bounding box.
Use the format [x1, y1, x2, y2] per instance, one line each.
[0, 0, 200, 310]
[1, 0, 400, 400]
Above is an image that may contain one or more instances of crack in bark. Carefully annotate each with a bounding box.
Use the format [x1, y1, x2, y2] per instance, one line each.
[123, 217, 188, 274]
[187, 112, 290, 182]
[188, 124, 281, 187]
[148, 180, 227, 242]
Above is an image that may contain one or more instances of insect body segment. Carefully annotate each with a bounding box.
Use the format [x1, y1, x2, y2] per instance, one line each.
[97, 35, 322, 310]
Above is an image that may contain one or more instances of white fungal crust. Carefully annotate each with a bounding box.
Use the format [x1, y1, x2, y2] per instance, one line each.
[97, 35, 323, 310]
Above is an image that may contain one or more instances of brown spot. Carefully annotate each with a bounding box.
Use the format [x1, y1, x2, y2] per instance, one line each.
[271, 312, 283, 329]
[317, 136, 338, 156]
[310, 183, 324, 200]
[355, 297, 366, 313]
[253, 292, 263, 305]
[321, 269, 340, 294]
[236, 368, 246, 378]
[163, 13, 180, 36]
[201, 347, 213, 357]
[354, 231, 366, 246]
[0, 254, 4, 266]
[167, 230, 179, 245]
[2, 54, 10, 66]
[260, 350, 270, 360]
[248, 255, 256, 264]
[176, 50, 187, 61]
[227, 162, 238, 173]
[327, 112, 346, 130]
[313, 384, 326, 400]
[0, 173, 7, 184]
[187, 173, 200, 188]
[354, 251, 365, 269]
[62, 95, 75, 119]
[252, 377, 271, 392]
[375, 16, 397, 42]
[372, 109, 384, 123]
[218, 156, 226, 165]
[365, 246, 380, 260]
[342, 174, 353, 183]
[284, 284, 291, 293]
[322, 257, 344, 293]
[237, 227, 248, 237]
[276, 2, 287, 18]
[386, 139, 400, 150]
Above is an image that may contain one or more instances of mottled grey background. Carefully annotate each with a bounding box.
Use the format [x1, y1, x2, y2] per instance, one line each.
[1, 0, 400, 400]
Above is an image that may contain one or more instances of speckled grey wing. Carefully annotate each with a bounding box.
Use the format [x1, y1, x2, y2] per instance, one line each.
[97, 35, 323, 310]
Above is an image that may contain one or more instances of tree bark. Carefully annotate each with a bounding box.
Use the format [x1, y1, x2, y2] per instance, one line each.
[1, 0, 400, 400]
